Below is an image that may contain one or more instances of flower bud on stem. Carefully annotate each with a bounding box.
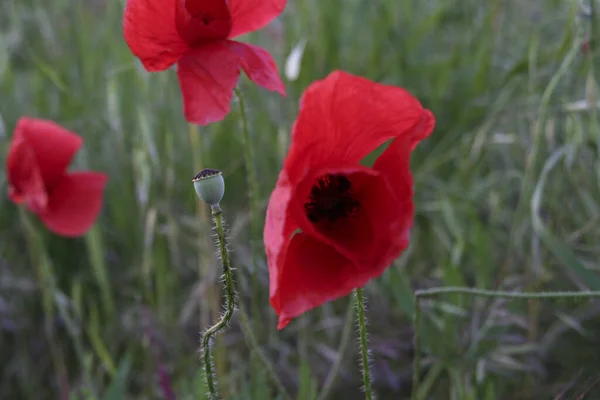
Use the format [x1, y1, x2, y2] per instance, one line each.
[193, 169, 236, 400]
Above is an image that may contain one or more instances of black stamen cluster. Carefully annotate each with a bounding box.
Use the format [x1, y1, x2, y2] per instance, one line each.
[304, 174, 360, 225]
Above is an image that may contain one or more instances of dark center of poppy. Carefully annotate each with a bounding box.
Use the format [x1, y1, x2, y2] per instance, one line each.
[199, 13, 215, 25]
[304, 174, 360, 226]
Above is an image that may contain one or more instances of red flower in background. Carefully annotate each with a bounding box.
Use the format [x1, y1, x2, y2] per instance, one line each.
[6, 118, 108, 237]
[264, 71, 435, 329]
[123, 0, 286, 126]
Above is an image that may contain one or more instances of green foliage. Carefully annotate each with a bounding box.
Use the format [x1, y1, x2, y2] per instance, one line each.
[2, 0, 600, 399]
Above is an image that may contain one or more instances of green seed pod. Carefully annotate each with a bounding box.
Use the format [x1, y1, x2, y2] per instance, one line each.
[193, 168, 225, 208]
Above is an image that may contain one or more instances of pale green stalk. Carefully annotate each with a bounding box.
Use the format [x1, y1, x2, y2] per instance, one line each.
[233, 87, 261, 331]
[411, 287, 600, 399]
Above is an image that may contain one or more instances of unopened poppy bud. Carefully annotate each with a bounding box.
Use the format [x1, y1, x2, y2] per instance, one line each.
[193, 168, 225, 209]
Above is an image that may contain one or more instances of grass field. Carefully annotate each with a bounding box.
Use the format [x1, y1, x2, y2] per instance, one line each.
[2, 0, 600, 399]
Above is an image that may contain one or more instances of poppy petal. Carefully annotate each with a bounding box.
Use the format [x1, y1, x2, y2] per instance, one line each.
[228, 0, 286, 38]
[264, 173, 299, 304]
[38, 172, 108, 237]
[123, 0, 189, 71]
[226, 41, 285, 96]
[408, 109, 436, 150]
[272, 232, 368, 330]
[6, 130, 48, 213]
[11, 118, 83, 191]
[284, 71, 426, 182]
[177, 42, 241, 125]
[366, 113, 434, 262]
[373, 110, 435, 205]
[369, 139, 416, 268]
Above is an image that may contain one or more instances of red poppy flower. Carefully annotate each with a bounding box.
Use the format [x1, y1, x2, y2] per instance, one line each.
[123, 0, 286, 126]
[264, 71, 435, 329]
[6, 118, 108, 237]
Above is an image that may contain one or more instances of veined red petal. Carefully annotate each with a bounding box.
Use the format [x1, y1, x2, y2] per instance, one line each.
[372, 110, 434, 215]
[226, 41, 285, 96]
[284, 71, 426, 183]
[271, 232, 366, 330]
[38, 172, 108, 237]
[10, 118, 82, 191]
[264, 173, 299, 305]
[409, 109, 436, 150]
[366, 112, 434, 265]
[176, 41, 241, 125]
[368, 140, 415, 268]
[228, 0, 286, 38]
[123, 0, 189, 71]
[176, 0, 232, 44]
[6, 130, 48, 213]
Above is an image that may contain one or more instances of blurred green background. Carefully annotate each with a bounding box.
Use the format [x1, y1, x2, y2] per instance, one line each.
[2, 0, 600, 399]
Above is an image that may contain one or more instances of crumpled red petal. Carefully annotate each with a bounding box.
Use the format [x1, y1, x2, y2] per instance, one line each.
[6, 118, 83, 213]
[408, 109, 436, 150]
[124, 0, 190, 71]
[14, 118, 82, 188]
[226, 41, 285, 96]
[6, 131, 48, 212]
[368, 139, 415, 269]
[264, 173, 299, 303]
[272, 232, 366, 330]
[176, 41, 242, 125]
[373, 110, 435, 201]
[366, 111, 435, 267]
[284, 71, 425, 182]
[38, 172, 108, 237]
[228, 0, 286, 38]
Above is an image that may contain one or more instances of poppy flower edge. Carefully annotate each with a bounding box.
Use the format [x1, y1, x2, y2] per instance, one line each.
[123, 0, 286, 125]
[6, 118, 108, 238]
[38, 172, 108, 237]
[227, 0, 287, 39]
[123, 0, 190, 72]
[265, 71, 435, 329]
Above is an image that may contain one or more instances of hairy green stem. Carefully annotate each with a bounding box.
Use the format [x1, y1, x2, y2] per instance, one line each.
[411, 287, 600, 399]
[202, 207, 236, 400]
[233, 87, 262, 326]
[355, 288, 373, 400]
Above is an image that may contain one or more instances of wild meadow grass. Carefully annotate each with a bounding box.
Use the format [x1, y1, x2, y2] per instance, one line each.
[2, 0, 600, 399]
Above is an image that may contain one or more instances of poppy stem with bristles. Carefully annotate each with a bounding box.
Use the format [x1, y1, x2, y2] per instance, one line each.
[201, 205, 236, 400]
[355, 287, 374, 400]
